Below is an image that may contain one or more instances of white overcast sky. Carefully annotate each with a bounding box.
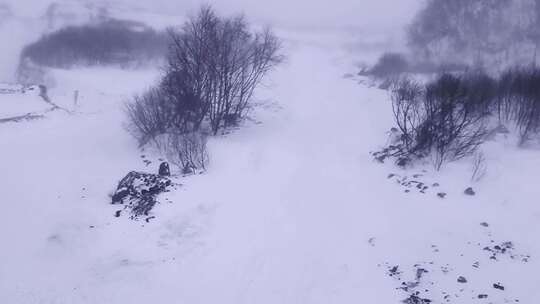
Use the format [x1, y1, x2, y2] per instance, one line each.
[5, 0, 422, 32]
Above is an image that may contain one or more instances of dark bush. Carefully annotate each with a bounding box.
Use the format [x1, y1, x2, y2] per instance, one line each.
[496, 68, 540, 144]
[382, 73, 491, 169]
[125, 87, 173, 146]
[381, 67, 540, 168]
[164, 6, 283, 135]
[20, 19, 168, 69]
[422, 74, 489, 169]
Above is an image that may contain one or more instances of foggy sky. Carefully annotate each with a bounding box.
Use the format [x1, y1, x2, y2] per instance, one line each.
[0, 0, 421, 82]
[4, 0, 421, 32]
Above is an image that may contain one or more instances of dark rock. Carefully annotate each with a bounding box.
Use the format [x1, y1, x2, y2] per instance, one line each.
[158, 162, 171, 176]
[457, 276, 467, 283]
[437, 192, 447, 199]
[478, 294, 488, 299]
[480, 222, 489, 227]
[464, 187, 476, 196]
[397, 157, 409, 167]
[403, 294, 432, 304]
[493, 283, 505, 291]
[416, 268, 428, 280]
[111, 171, 174, 219]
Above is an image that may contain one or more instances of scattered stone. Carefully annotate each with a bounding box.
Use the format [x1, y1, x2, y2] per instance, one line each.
[464, 187, 476, 196]
[457, 276, 467, 283]
[388, 265, 401, 277]
[416, 268, 429, 280]
[403, 294, 432, 304]
[478, 294, 488, 299]
[493, 283, 505, 291]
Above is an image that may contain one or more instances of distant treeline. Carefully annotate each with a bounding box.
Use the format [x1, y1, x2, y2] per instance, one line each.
[408, 0, 540, 69]
[20, 19, 168, 69]
[365, 0, 540, 79]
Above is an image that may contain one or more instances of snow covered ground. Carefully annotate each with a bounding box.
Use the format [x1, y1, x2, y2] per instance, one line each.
[1, 2, 540, 304]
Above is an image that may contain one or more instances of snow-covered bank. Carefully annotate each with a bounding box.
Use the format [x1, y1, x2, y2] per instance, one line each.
[1, 38, 539, 304]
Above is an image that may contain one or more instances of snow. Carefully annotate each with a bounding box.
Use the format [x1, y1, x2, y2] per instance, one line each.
[1, 2, 540, 304]
[0, 84, 53, 118]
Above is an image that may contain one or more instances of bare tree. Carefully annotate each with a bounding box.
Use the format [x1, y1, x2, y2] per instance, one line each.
[164, 5, 283, 135]
[471, 151, 487, 182]
[423, 74, 489, 170]
[390, 78, 424, 153]
[125, 87, 172, 146]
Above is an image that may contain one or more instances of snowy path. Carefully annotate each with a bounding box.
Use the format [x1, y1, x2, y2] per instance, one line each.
[1, 44, 540, 303]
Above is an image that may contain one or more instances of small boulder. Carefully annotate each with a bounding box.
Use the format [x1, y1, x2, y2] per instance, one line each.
[159, 162, 171, 176]
[437, 192, 447, 199]
[457, 276, 467, 283]
[111, 171, 174, 219]
[464, 187, 476, 196]
[478, 294, 488, 299]
[493, 283, 505, 291]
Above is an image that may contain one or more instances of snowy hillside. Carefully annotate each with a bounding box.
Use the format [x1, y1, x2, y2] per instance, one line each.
[1, 1, 539, 304]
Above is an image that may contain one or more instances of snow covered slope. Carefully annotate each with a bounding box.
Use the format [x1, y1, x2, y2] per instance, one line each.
[0, 84, 54, 119]
[0, 39, 539, 303]
[0, 3, 539, 304]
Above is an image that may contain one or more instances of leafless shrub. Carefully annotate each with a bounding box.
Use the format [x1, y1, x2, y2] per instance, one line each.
[391, 78, 424, 153]
[381, 73, 489, 170]
[381, 67, 540, 169]
[471, 151, 487, 182]
[497, 68, 540, 145]
[165, 5, 284, 135]
[164, 132, 209, 174]
[423, 74, 489, 170]
[125, 87, 172, 146]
